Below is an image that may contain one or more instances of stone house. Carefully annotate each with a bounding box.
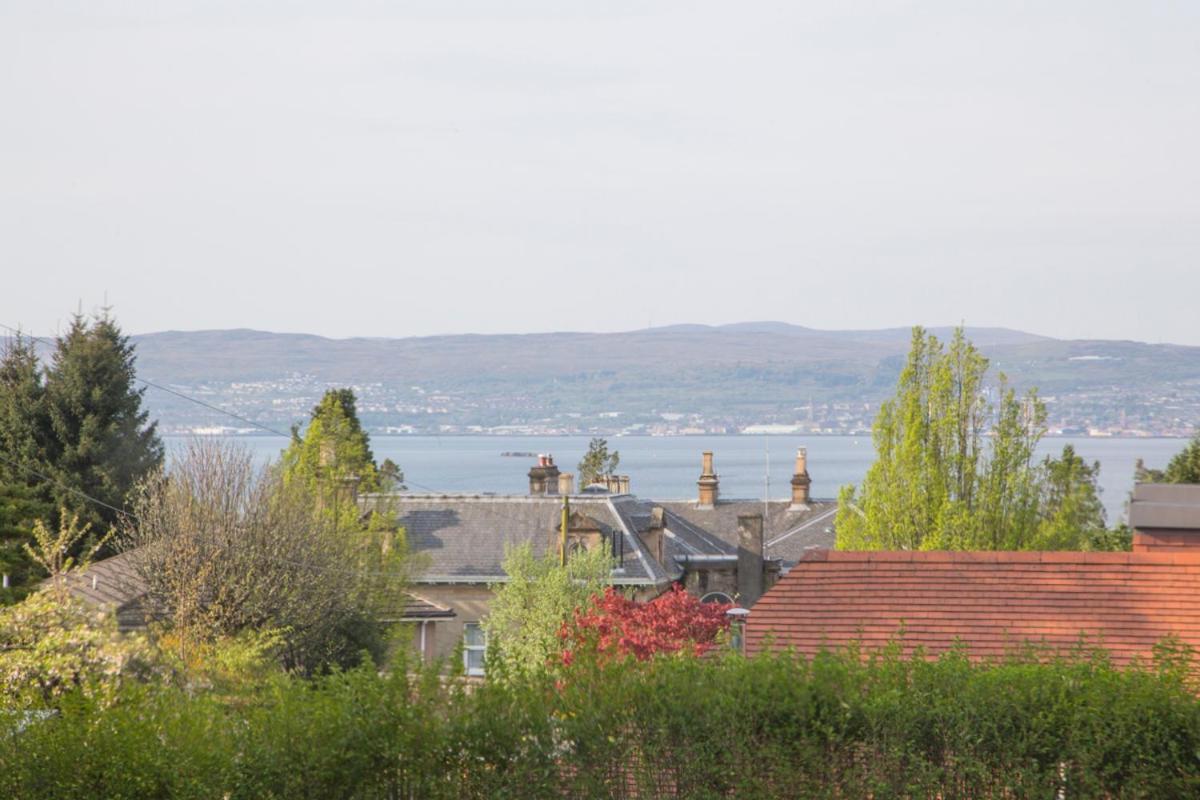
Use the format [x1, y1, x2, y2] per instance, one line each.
[371, 449, 836, 671]
[64, 449, 837, 677]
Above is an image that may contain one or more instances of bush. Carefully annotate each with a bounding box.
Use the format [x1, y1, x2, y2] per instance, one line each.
[1, 645, 1198, 798]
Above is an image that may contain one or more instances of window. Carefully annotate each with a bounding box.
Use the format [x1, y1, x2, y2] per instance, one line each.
[463, 623, 487, 676]
[701, 591, 734, 605]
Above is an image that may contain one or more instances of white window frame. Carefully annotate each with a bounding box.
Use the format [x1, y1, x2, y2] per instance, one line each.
[463, 622, 487, 676]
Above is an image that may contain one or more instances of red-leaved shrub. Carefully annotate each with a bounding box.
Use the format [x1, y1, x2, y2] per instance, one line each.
[559, 584, 731, 666]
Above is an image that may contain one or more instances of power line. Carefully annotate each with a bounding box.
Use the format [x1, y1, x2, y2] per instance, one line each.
[0, 448, 413, 580]
[0, 321, 448, 494]
[0, 449, 132, 519]
[0, 322, 292, 438]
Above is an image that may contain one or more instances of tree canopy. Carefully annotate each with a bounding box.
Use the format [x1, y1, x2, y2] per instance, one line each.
[0, 314, 161, 597]
[482, 540, 613, 681]
[122, 438, 408, 673]
[281, 388, 381, 494]
[1160, 434, 1200, 484]
[836, 327, 1109, 551]
[577, 437, 619, 487]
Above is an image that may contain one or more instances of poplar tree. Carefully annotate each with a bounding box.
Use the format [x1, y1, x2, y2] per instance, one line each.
[836, 327, 1084, 551]
[42, 311, 163, 539]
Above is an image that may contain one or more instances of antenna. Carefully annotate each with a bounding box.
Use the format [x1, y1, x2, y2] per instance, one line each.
[763, 435, 770, 521]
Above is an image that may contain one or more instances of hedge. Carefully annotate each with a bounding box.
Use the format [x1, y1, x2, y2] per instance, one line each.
[2, 644, 1198, 799]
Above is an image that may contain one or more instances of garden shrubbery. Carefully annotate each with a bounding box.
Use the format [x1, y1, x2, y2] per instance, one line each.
[3, 642, 1199, 799]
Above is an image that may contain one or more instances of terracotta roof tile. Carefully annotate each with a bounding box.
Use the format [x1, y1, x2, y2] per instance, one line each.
[747, 549, 1200, 665]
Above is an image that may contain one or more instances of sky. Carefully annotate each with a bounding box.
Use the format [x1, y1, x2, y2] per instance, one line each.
[2, 1, 1199, 344]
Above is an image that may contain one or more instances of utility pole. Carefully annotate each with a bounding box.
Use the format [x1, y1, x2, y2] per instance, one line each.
[560, 494, 570, 567]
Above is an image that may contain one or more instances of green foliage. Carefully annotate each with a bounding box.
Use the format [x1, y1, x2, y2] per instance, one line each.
[24, 510, 110, 602]
[577, 436, 619, 487]
[838, 328, 1119, 551]
[0, 589, 160, 706]
[0, 333, 52, 601]
[281, 389, 380, 493]
[483, 540, 613, 681]
[378, 457, 405, 491]
[123, 439, 410, 675]
[1035, 444, 1107, 548]
[0, 483, 49, 603]
[41, 311, 162, 542]
[2, 644, 1199, 798]
[1164, 433, 1200, 483]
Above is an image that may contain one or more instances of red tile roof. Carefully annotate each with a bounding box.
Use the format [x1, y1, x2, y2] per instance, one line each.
[746, 550, 1200, 665]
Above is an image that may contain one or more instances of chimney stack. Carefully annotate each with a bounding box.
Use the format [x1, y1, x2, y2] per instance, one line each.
[558, 472, 575, 495]
[736, 514, 765, 607]
[1130, 484, 1200, 552]
[697, 451, 719, 509]
[642, 506, 666, 564]
[618, 475, 631, 494]
[528, 454, 562, 495]
[790, 447, 812, 509]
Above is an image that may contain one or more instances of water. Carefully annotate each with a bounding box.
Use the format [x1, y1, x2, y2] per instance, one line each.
[164, 435, 1188, 524]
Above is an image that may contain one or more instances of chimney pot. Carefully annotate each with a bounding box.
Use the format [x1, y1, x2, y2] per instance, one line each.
[618, 475, 631, 494]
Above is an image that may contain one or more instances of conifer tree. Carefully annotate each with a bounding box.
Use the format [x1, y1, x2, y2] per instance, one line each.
[0, 333, 52, 597]
[578, 437, 619, 488]
[42, 311, 163, 539]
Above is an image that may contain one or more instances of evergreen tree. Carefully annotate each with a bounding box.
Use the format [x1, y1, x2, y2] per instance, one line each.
[0, 333, 52, 598]
[578, 437, 619, 488]
[42, 311, 163, 540]
[378, 458, 406, 492]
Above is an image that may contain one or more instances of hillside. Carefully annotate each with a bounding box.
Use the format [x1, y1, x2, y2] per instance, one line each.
[104, 324, 1200, 436]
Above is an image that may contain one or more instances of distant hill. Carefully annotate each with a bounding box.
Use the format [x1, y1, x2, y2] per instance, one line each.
[9, 323, 1190, 434]
[93, 323, 1199, 436]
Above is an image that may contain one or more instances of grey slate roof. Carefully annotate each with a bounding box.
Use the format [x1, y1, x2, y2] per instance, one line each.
[372, 492, 836, 585]
[1130, 483, 1200, 530]
[657, 499, 838, 568]
[378, 494, 667, 585]
[62, 551, 152, 632]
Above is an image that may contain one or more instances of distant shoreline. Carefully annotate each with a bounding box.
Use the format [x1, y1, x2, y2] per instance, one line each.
[161, 432, 1192, 440]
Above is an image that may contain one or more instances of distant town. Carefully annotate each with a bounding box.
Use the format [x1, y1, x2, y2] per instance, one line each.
[160, 372, 1200, 438]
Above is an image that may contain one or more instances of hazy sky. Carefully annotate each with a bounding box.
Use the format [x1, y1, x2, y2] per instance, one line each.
[2, 2, 1198, 343]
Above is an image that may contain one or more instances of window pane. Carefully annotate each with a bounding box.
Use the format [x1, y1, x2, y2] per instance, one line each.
[465, 649, 485, 674]
[464, 624, 485, 647]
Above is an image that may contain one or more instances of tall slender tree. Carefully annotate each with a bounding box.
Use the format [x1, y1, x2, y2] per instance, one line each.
[42, 311, 163, 541]
[836, 327, 1099, 551]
